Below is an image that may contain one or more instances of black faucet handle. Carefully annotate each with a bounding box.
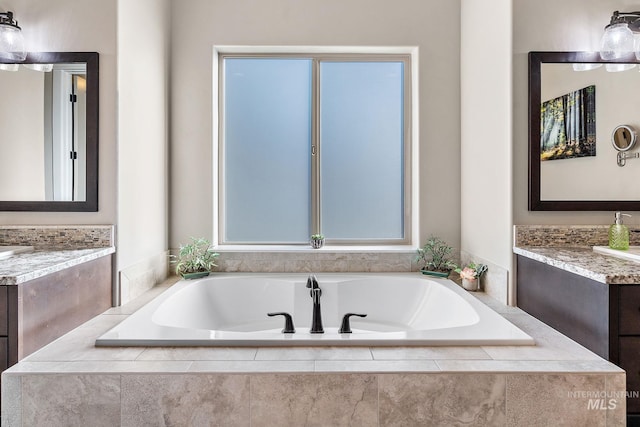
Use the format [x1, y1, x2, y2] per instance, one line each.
[267, 312, 295, 333]
[339, 313, 367, 334]
[306, 274, 319, 289]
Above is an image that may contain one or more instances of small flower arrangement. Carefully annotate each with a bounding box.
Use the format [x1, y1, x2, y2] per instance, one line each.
[455, 262, 488, 280]
[455, 262, 488, 291]
[311, 234, 324, 241]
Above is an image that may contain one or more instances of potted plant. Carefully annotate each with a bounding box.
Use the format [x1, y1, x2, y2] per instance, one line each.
[172, 237, 219, 279]
[415, 236, 457, 277]
[310, 234, 325, 249]
[455, 262, 488, 291]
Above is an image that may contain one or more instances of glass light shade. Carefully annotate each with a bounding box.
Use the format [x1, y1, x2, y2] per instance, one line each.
[572, 63, 603, 71]
[0, 23, 26, 61]
[0, 63, 18, 71]
[635, 33, 640, 60]
[605, 63, 636, 72]
[22, 63, 53, 72]
[601, 23, 635, 60]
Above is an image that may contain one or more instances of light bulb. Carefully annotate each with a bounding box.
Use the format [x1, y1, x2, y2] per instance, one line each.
[605, 63, 636, 72]
[572, 63, 603, 71]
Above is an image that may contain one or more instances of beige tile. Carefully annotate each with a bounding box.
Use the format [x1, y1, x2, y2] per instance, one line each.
[137, 346, 257, 361]
[255, 346, 372, 361]
[24, 314, 145, 362]
[371, 346, 491, 360]
[316, 359, 439, 372]
[251, 374, 377, 426]
[471, 292, 523, 315]
[22, 374, 121, 427]
[481, 313, 602, 361]
[189, 360, 315, 373]
[7, 360, 192, 373]
[379, 373, 506, 426]
[505, 374, 606, 426]
[606, 373, 627, 427]
[1, 373, 21, 427]
[121, 374, 250, 427]
[436, 359, 623, 373]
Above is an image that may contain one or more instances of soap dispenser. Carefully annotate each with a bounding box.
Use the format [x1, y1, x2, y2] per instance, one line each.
[609, 212, 631, 250]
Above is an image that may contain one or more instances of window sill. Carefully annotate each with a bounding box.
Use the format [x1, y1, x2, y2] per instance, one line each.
[213, 245, 417, 254]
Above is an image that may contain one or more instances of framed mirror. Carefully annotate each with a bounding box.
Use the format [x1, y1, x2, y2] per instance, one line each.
[0, 52, 98, 211]
[529, 51, 640, 211]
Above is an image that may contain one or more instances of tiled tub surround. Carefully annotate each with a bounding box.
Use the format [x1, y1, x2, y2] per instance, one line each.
[1, 278, 626, 426]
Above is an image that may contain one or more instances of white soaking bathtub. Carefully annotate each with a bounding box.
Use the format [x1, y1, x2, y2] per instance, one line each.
[96, 273, 534, 346]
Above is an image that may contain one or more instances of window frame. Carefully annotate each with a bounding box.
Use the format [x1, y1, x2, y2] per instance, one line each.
[214, 46, 418, 247]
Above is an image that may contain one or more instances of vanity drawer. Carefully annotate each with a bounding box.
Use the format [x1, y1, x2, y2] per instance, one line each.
[619, 286, 640, 335]
[619, 337, 640, 413]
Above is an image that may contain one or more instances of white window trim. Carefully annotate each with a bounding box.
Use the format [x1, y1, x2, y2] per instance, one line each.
[212, 45, 420, 250]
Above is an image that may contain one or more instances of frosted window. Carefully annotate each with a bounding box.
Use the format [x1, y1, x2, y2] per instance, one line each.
[224, 59, 312, 243]
[320, 62, 404, 239]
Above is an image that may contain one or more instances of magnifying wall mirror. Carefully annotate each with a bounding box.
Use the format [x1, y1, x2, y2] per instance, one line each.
[612, 125, 636, 151]
[0, 52, 98, 211]
[529, 51, 640, 211]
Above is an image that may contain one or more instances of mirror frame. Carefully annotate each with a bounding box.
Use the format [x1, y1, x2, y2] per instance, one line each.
[0, 52, 99, 212]
[529, 51, 640, 211]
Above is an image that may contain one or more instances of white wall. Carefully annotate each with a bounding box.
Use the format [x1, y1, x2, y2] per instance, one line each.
[460, 0, 513, 303]
[513, 0, 639, 225]
[0, 0, 117, 224]
[170, 0, 462, 251]
[0, 70, 45, 200]
[117, 0, 170, 303]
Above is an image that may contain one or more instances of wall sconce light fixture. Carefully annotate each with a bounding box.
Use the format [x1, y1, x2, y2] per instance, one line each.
[601, 11, 640, 60]
[0, 11, 26, 62]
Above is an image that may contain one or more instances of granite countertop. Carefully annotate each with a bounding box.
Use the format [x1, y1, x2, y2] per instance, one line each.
[0, 247, 115, 286]
[513, 246, 640, 285]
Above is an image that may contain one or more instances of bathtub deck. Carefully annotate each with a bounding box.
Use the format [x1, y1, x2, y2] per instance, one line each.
[1, 276, 626, 426]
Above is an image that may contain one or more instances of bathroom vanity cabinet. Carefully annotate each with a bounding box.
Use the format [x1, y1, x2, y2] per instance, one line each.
[516, 255, 640, 414]
[0, 255, 112, 370]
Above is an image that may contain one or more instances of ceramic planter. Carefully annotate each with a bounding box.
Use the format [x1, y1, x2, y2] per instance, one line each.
[420, 269, 450, 278]
[181, 271, 210, 280]
[462, 277, 480, 291]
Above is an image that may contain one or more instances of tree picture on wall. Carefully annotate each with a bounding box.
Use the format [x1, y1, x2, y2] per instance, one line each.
[540, 85, 596, 161]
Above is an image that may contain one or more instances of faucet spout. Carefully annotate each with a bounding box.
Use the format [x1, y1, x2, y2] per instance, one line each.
[306, 275, 324, 333]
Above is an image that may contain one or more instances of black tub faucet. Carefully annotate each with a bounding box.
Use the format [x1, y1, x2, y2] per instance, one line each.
[339, 313, 367, 334]
[306, 274, 324, 333]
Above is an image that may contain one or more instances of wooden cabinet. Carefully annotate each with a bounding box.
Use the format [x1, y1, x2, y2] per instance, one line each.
[517, 255, 640, 415]
[0, 255, 112, 370]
